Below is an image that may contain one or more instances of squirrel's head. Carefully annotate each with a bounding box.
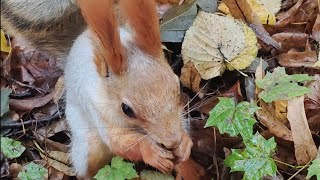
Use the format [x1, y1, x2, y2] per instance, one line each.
[78, 0, 186, 149]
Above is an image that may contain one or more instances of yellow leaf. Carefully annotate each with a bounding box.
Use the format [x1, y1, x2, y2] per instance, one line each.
[218, 0, 281, 25]
[1, 30, 11, 53]
[217, 2, 230, 14]
[181, 12, 257, 80]
[247, 0, 278, 25]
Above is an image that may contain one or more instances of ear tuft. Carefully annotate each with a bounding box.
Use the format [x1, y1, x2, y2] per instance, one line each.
[120, 0, 162, 58]
[78, 0, 125, 75]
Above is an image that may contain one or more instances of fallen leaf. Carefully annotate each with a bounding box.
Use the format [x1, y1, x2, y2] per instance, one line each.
[53, 76, 65, 104]
[48, 167, 65, 180]
[246, 0, 279, 25]
[180, 62, 201, 92]
[277, 50, 318, 68]
[39, 152, 75, 177]
[37, 119, 68, 140]
[222, 0, 281, 49]
[9, 91, 54, 111]
[272, 32, 308, 52]
[182, 12, 257, 79]
[305, 75, 320, 124]
[274, 100, 288, 123]
[256, 107, 293, 141]
[256, 0, 281, 14]
[19, 66, 35, 85]
[276, 0, 303, 22]
[287, 96, 317, 165]
[9, 163, 22, 178]
[0, 30, 11, 53]
[256, 67, 313, 102]
[312, 14, 320, 42]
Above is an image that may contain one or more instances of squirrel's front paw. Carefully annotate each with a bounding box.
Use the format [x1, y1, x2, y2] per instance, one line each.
[173, 132, 193, 163]
[140, 141, 174, 173]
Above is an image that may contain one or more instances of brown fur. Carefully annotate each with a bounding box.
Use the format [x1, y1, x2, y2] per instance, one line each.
[120, 0, 162, 58]
[78, 0, 125, 75]
[0, 0, 86, 65]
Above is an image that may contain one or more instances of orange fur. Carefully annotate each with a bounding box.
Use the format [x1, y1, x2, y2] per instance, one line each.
[86, 132, 112, 177]
[78, 0, 125, 75]
[120, 0, 162, 58]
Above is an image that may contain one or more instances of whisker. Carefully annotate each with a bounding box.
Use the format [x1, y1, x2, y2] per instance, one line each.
[182, 81, 210, 110]
[125, 134, 149, 152]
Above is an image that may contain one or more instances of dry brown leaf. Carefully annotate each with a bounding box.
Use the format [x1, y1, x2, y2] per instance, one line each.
[287, 96, 317, 165]
[48, 167, 65, 180]
[37, 119, 68, 139]
[276, 0, 303, 22]
[256, 108, 293, 141]
[312, 14, 320, 42]
[180, 62, 201, 92]
[272, 32, 308, 52]
[305, 75, 320, 128]
[39, 151, 75, 176]
[9, 163, 22, 178]
[47, 151, 70, 165]
[276, 0, 318, 31]
[277, 50, 318, 68]
[20, 66, 35, 85]
[53, 76, 65, 104]
[9, 91, 54, 111]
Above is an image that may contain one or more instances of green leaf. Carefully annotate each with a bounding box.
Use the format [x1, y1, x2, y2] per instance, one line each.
[205, 98, 259, 138]
[224, 133, 277, 180]
[307, 159, 320, 179]
[17, 162, 48, 180]
[1, 137, 26, 159]
[256, 67, 313, 102]
[140, 170, 174, 180]
[1, 88, 11, 117]
[94, 156, 138, 180]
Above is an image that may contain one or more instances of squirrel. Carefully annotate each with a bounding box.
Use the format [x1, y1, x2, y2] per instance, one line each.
[2, 0, 206, 179]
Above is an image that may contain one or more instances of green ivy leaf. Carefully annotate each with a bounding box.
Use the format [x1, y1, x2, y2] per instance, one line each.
[307, 159, 320, 179]
[1, 88, 11, 117]
[256, 67, 313, 102]
[140, 170, 174, 180]
[205, 98, 259, 138]
[1, 137, 26, 159]
[94, 156, 138, 180]
[17, 162, 48, 180]
[224, 133, 277, 180]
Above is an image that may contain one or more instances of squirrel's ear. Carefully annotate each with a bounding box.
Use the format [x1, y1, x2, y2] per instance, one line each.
[78, 0, 126, 75]
[120, 0, 162, 58]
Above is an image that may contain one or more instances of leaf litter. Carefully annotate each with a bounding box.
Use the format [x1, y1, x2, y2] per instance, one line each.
[1, 0, 320, 179]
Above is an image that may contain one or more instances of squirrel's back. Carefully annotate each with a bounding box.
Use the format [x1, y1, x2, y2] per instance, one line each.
[1, 0, 86, 64]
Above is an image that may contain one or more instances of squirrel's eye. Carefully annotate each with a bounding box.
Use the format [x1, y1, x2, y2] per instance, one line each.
[121, 103, 135, 118]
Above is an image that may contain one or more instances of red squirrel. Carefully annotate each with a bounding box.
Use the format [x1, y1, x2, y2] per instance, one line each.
[65, 0, 195, 178]
[2, 0, 206, 179]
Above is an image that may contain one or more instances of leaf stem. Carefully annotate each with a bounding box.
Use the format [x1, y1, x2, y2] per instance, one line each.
[273, 159, 307, 169]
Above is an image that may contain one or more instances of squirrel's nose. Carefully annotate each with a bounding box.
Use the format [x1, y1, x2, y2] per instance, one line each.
[162, 134, 182, 149]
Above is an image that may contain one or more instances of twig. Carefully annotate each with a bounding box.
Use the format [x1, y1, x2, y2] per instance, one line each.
[8, 77, 45, 94]
[1, 113, 61, 128]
